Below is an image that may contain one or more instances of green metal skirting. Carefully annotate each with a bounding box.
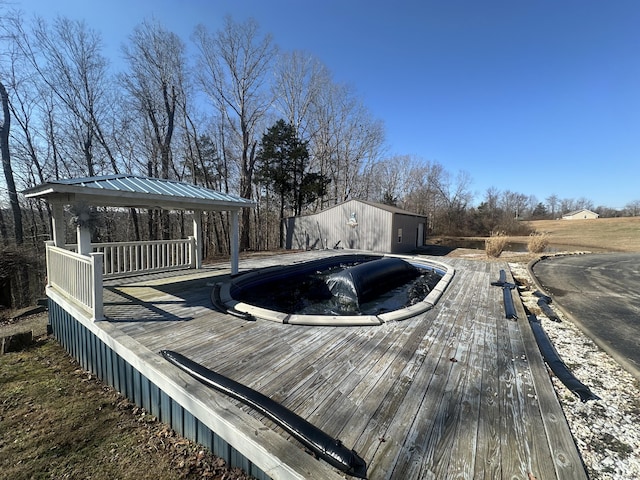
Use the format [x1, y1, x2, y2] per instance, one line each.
[48, 300, 269, 480]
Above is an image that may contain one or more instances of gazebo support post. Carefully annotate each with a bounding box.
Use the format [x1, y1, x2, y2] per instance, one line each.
[77, 225, 92, 256]
[231, 210, 239, 275]
[51, 202, 66, 247]
[192, 210, 203, 269]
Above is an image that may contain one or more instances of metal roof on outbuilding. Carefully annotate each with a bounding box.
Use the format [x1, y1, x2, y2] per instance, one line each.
[23, 174, 255, 211]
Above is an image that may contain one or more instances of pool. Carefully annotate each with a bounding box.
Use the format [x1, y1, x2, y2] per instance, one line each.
[213, 254, 455, 326]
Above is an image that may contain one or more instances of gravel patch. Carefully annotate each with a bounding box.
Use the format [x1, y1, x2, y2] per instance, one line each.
[510, 262, 640, 480]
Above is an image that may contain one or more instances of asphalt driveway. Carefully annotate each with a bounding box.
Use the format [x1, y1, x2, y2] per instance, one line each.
[532, 253, 640, 381]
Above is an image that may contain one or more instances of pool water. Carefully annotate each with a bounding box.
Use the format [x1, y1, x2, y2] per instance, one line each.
[234, 261, 442, 316]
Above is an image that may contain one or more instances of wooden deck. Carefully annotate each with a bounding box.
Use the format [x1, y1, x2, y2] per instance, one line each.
[99, 251, 586, 480]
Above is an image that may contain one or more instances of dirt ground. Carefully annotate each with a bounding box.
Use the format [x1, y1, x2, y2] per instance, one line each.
[0, 312, 254, 480]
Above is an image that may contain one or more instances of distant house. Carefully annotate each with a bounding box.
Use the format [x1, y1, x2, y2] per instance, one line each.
[562, 209, 600, 220]
[283, 199, 428, 254]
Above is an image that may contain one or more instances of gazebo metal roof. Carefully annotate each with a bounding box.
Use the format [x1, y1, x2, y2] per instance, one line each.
[23, 174, 255, 211]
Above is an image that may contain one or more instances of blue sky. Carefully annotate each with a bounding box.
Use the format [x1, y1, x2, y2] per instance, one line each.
[14, 0, 640, 209]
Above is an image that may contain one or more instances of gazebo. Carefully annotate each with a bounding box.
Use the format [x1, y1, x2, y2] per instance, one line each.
[23, 174, 255, 320]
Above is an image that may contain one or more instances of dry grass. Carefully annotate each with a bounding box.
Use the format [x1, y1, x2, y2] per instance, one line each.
[485, 231, 509, 257]
[520, 217, 640, 252]
[441, 217, 640, 262]
[527, 231, 550, 253]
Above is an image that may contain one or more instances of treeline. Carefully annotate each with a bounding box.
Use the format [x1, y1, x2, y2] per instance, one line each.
[0, 12, 389, 254]
[1, 10, 639, 262]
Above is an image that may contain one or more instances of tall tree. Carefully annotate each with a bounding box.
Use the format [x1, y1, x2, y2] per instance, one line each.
[272, 51, 330, 141]
[624, 199, 640, 217]
[545, 194, 559, 219]
[121, 20, 186, 239]
[194, 17, 276, 250]
[367, 155, 416, 205]
[0, 80, 23, 244]
[432, 170, 473, 235]
[24, 16, 114, 177]
[122, 19, 185, 180]
[402, 160, 445, 230]
[255, 119, 327, 246]
[310, 81, 384, 206]
[1, 11, 54, 244]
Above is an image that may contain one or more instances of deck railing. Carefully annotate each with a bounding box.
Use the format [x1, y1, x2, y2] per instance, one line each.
[93, 238, 195, 278]
[48, 238, 196, 321]
[67, 237, 196, 278]
[46, 243, 104, 320]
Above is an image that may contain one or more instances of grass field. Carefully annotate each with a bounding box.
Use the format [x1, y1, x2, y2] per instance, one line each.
[0, 335, 253, 480]
[521, 217, 640, 252]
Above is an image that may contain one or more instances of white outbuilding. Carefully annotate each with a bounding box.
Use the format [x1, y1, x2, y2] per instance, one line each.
[562, 209, 599, 220]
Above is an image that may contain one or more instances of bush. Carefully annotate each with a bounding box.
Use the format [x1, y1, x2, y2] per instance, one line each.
[528, 231, 550, 253]
[485, 231, 509, 258]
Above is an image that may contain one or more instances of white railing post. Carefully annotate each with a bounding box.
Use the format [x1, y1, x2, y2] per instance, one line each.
[90, 252, 104, 320]
[45, 241, 54, 287]
[45, 244, 101, 320]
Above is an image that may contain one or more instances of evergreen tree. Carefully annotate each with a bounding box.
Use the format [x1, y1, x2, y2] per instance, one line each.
[256, 119, 329, 245]
[531, 202, 549, 219]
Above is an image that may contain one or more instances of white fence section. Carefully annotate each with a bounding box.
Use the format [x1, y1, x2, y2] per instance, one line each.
[46, 244, 104, 320]
[49, 238, 196, 321]
[67, 238, 196, 278]
[93, 238, 196, 278]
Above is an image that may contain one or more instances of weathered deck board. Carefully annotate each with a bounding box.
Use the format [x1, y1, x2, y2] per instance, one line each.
[475, 277, 502, 480]
[363, 269, 479, 479]
[97, 251, 587, 480]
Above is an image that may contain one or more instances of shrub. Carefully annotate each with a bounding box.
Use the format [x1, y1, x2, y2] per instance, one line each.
[528, 231, 550, 253]
[485, 231, 508, 258]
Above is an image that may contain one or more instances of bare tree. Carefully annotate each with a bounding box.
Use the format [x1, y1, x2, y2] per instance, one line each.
[476, 186, 501, 231]
[624, 199, 640, 217]
[575, 197, 594, 211]
[500, 190, 529, 222]
[0, 80, 23, 244]
[0, 11, 57, 248]
[545, 193, 559, 218]
[401, 160, 448, 233]
[122, 19, 185, 180]
[9, 16, 114, 177]
[311, 81, 385, 206]
[194, 17, 276, 250]
[367, 155, 417, 204]
[15, 15, 141, 238]
[121, 20, 187, 239]
[559, 198, 576, 215]
[272, 50, 330, 141]
[431, 170, 473, 235]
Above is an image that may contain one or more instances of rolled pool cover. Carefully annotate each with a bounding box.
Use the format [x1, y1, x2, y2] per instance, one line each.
[326, 257, 420, 305]
[502, 287, 518, 320]
[491, 269, 517, 319]
[528, 317, 600, 402]
[160, 350, 368, 478]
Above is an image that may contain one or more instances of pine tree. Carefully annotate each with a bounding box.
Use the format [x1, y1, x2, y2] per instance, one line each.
[255, 119, 329, 245]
